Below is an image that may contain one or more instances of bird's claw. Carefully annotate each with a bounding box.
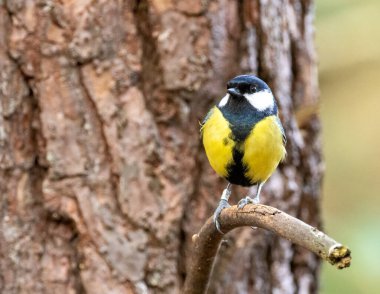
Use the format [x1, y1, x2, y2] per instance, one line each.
[213, 199, 231, 234]
[237, 196, 259, 210]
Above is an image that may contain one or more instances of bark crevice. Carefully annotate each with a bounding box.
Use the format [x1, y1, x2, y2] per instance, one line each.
[1, 1, 324, 292]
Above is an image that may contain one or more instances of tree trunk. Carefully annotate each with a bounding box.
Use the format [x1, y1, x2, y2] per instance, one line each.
[0, 0, 321, 293]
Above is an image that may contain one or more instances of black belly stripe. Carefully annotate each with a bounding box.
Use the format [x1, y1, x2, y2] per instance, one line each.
[218, 101, 277, 142]
[226, 144, 256, 187]
[217, 97, 278, 187]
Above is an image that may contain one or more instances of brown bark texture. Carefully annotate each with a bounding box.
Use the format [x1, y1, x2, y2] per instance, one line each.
[0, 0, 321, 293]
[184, 205, 350, 294]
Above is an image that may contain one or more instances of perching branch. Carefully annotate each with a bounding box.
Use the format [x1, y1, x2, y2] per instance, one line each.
[183, 204, 351, 294]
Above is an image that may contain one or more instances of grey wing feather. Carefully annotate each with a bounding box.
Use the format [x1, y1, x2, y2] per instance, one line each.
[275, 115, 287, 145]
[201, 108, 214, 126]
[199, 107, 214, 138]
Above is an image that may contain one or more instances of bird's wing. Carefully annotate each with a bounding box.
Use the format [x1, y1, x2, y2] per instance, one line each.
[275, 115, 287, 145]
[200, 107, 215, 137]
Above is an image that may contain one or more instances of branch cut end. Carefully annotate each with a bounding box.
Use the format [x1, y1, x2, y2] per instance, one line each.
[184, 205, 352, 293]
[328, 244, 351, 269]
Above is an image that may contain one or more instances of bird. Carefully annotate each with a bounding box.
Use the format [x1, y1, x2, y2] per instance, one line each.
[200, 74, 286, 233]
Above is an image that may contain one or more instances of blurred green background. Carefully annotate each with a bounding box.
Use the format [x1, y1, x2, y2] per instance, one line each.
[316, 0, 380, 293]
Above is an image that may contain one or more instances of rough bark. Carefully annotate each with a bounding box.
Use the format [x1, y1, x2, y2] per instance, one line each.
[184, 204, 350, 294]
[0, 0, 321, 293]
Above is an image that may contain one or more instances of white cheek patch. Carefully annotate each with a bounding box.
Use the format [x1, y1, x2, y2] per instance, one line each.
[218, 94, 230, 107]
[245, 91, 275, 111]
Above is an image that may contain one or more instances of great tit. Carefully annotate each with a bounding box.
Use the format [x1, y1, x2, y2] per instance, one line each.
[201, 75, 286, 232]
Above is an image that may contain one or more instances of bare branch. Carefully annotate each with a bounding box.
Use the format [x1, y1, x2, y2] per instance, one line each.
[183, 204, 351, 294]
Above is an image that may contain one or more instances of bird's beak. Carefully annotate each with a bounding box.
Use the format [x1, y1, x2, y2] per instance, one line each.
[227, 88, 243, 98]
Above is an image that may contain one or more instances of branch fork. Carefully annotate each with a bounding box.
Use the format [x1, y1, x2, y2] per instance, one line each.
[184, 204, 351, 294]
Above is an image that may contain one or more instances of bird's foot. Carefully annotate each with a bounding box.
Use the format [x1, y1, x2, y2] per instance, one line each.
[213, 199, 231, 234]
[237, 196, 259, 210]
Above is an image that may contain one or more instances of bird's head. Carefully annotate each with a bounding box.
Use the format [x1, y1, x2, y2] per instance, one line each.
[218, 75, 276, 112]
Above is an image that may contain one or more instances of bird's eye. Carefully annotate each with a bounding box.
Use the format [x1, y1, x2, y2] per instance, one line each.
[250, 85, 257, 92]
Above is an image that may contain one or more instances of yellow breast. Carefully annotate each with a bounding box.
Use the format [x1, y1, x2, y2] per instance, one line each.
[202, 107, 285, 185]
[242, 115, 286, 183]
[201, 107, 234, 177]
